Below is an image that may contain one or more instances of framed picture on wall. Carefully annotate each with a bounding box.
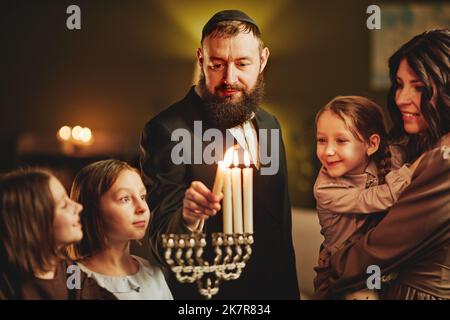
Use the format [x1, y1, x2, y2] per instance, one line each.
[370, 2, 450, 90]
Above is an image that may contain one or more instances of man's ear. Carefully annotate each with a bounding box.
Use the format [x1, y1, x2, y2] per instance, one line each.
[367, 134, 381, 156]
[197, 48, 203, 66]
[259, 47, 270, 73]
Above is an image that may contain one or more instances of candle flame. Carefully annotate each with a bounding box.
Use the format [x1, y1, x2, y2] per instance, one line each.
[244, 150, 250, 167]
[223, 147, 234, 167]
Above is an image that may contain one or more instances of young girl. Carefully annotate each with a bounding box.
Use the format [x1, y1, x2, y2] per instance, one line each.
[313, 96, 419, 300]
[0, 168, 115, 299]
[68, 159, 173, 300]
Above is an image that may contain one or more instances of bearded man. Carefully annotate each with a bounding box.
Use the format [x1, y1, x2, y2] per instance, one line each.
[140, 10, 299, 299]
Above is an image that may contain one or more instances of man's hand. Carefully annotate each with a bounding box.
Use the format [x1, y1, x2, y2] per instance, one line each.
[183, 181, 223, 230]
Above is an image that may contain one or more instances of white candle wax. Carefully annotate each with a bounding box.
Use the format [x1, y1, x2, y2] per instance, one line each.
[222, 167, 233, 234]
[231, 151, 243, 234]
[243, 155, 253, 234]
[212, 161, 224, 196]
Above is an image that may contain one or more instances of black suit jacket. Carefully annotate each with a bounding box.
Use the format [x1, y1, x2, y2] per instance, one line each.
[140, 87, 299, 299]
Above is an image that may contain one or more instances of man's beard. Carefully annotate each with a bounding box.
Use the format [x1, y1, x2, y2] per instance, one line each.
[198, 72, 265, 129]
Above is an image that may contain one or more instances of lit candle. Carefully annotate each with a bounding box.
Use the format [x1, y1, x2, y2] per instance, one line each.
[212, 148, 234, 196]
[213, 147, 234, 234]
[222, 166, 233, 234]
[231, 148, 243, 234]
[243, 150, 253, 234]
[212, 161, 225, 197]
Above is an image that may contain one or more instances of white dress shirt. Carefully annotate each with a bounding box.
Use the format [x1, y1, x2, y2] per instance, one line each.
[227, 113, 260, 168]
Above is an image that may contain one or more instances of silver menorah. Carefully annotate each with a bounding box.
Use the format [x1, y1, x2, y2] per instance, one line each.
[161, 232, 254, 299]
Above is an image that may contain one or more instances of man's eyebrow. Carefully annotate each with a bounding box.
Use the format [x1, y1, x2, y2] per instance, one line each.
[209, 56, 226, 61]
[208, 56, 253, 62]
[235, 57, 252, 61]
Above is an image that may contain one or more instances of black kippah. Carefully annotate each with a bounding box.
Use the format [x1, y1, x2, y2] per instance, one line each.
[201, 9, 259, 41]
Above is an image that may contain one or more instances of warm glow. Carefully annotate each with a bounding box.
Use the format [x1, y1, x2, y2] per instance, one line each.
[233, 148, 239, 167]
[244, 150, 250, 168]
[71, 126, 83, 140]
[160, 1, 287, 58]
[223, 147, 234, 167]
[80, 127, 92, 143]
[58, 126, 71, 141]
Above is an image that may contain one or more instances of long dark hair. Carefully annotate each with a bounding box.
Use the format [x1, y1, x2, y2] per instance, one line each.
[0, 168, 59, 277]
[316, 96, 392, 183]
[387, 29, 450, 161]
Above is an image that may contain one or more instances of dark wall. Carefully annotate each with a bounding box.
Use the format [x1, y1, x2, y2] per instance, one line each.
[0, 0, 430, 207]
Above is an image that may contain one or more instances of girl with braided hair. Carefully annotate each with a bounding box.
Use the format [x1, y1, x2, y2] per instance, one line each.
[313, 95, 421, 299]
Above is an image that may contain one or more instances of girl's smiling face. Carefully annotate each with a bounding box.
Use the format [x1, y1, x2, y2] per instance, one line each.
[316, 110, 371, 177]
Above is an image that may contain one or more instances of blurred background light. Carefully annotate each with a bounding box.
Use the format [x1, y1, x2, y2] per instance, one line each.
[57, 125, 71, 141]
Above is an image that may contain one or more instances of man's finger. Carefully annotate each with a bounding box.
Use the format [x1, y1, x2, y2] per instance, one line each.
[185, 188, 211, 208]
[191, 181, 221, 203]
[186, 208, 209, 220]
[184, 199, 204, 212]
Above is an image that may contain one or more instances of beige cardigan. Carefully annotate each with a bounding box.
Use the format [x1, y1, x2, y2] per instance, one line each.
[314, 147, 412, 254]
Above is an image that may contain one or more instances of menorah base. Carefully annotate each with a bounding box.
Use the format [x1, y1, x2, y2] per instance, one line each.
[162, 232, 254, 299]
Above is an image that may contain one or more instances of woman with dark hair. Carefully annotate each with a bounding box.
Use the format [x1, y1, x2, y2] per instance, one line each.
[313, 29, 450, 300]
[387, 28, 450, 159]
[0, 168, 115, 299]
[68, 160, 172, 300]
